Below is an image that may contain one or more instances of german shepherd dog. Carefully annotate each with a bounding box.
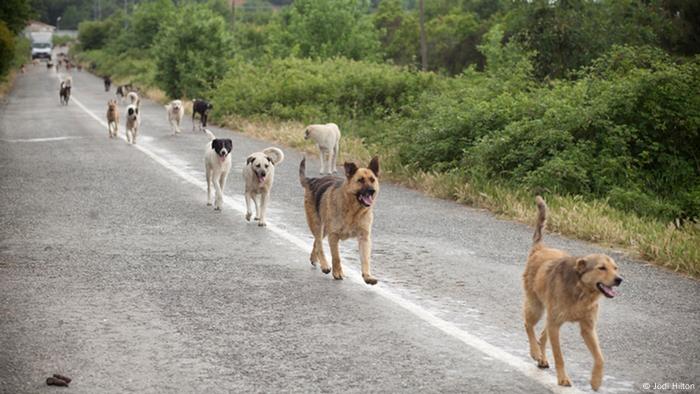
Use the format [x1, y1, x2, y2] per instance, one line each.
[299, 156, 380, 285]
[523, 196, 623, 391]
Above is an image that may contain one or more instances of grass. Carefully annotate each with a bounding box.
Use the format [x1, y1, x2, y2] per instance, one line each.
[219, 115, 700, 279]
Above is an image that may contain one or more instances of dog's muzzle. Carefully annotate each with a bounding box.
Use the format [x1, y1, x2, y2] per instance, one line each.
[357, 188, 376, 207]
[597, 276, 622, 299]
[218, 150, 228, 162]
[256, 170, 266, 185]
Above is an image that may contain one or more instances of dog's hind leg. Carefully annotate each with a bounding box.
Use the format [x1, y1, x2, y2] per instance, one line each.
[358, 232, 377, 285]
[329, 233, 344, 280]
[524, 298, 548, 367]
[580, 319, 604, 390]
[331, 140, 339, 174]
[318, 147, 327, 174]
[547, 320, 571, 387]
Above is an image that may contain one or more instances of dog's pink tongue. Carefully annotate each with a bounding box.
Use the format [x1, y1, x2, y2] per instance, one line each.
[360, 194, 373, 206]
[219, 156, 226, 163]
[602, 284, 618, 297]
[258, 175, 266, 184]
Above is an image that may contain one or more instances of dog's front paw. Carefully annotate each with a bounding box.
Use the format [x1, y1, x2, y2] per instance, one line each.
[536, 359, 549, 369]
[207, 202, 212, 206]
[591, 373, 603, 391]
[258, 221, 266, 227]
[332, 270, 344, 280]
[245, 212, 252, 221]
[557, 375, 572, 387]
[214, 206, 221, 211]
[362, 275, 378, 285]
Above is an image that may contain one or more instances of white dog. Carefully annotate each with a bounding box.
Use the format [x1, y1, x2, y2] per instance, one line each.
[165, 100, 184, 134]
[127, 91, 140, 108]
[304, 123, 341, 174]
[243, 147, 285, 227]
[204, 129, 233, 211]
[125, 104, 140, 144]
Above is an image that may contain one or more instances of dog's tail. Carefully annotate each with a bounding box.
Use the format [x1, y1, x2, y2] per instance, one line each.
[533, 195, 547, 245]
[299, 157, 308, 188]
[263, 147, 285, 165]
[204, 128, 216, 141]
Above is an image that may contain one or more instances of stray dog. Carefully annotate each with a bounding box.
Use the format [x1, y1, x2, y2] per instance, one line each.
[304, 123, 341, 175]
[103, 76, 112, 92]
[204, 129, 232, 210]
[523, 196, 623, 391]
[106, 100, 119, 138]
[59, 76, 72, 105]
[116, 83, 133, 102]
[125, 104, 140, 144]
[126, 91, 140, 108]
[299, 156, 380, 285]
[165, 100, 185, 134]
[192, 99, 213, 131]
[243, 147, 285, 226]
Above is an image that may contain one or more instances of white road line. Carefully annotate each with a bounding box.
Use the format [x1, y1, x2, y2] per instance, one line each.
[70, 94, 583, 394]
[1, 136, 81, 143]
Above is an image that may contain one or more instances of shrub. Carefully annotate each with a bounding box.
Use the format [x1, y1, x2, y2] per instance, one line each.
[0, 22, 15, 78]
[152, 5, 233, 98]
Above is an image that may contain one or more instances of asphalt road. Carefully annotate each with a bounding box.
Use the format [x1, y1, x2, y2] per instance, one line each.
[0, 64, 698, 394]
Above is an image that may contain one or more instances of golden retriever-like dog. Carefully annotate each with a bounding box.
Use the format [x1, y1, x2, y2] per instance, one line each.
[298, 156, 380, 285]
[523, 196, 623, 391]
[106, 100, 119, 138]
[243, 147, 284, 227]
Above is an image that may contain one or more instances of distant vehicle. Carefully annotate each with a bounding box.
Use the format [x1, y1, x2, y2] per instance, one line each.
[31, 32, 53, 60]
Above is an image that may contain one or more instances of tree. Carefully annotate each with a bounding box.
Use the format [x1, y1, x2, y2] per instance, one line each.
[0, 0, 31, 34]
[374, 0, 419, 66]
[281, 0, 381, 61]
[419, 0, 427, 70]
[153, 4, 233, 98]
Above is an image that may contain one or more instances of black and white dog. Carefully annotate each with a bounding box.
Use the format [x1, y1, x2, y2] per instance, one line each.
[125, 104, 140, 144]
[204, 129, 232, 210]
[59, 76, 72, 106]
[103, 76, 112, 92]
[192, 99, 213, 132]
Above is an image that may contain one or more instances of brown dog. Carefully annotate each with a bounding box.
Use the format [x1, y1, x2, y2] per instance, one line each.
[106, 100, 119, 138]
[299, 156, 380, 285]
[523, 196, 623, 391]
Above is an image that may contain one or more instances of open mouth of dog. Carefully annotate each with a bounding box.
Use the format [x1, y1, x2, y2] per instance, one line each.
[597, 282, 619, 298]
[256, 173, 266, 185]
[357, 189, 375, 207]
[218, 152, 228, 162]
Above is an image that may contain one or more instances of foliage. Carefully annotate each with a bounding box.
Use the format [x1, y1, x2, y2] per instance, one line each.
[152, 4, 233, 98]
[0, 0, 32, 34]
[77, 18, 117, 50]
[275, 0, 381, 61]
[0, 22, 16, 77]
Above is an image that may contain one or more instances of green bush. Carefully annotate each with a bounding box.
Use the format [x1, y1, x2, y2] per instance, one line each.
[0, 21, 15, 77]
[78, 19, 116, 50]
[152, 4, 233, 98]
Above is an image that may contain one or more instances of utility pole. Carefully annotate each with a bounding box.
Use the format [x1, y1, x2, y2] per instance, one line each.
[419, 0, 427, 71]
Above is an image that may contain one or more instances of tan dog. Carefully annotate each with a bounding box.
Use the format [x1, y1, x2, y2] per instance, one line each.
[106, 100, 119, 138]
[299, 156, 380, 285]
[243, 147, 284, 227]
[523, 196, 623, 391]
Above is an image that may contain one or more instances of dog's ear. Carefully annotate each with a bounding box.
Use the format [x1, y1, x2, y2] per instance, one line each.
[368, 156, 380, 177]
[266, 156, 273, 164]
[575, 258, 591, 274]
[246, 156, 254, 165]
[344, 162, 358, 179]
